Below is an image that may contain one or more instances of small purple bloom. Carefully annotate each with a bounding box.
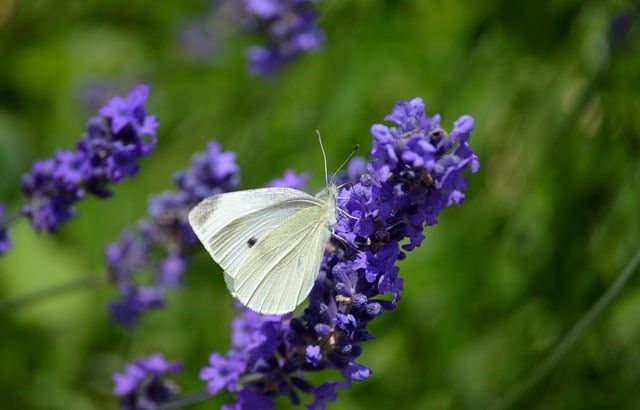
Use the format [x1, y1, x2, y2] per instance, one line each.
[223, 387, 276, 410]
[267, 169, 310, 190]
[137, 352, 183, 375]
[305, 345, 322, 367]
[345, 363, 371, 382]
[113, 364, 146, 396]
[159, 255, 186, 287]
[307, 382, 344, 410]
[173, 141, 240, 202]
[113, 353, 182, 410]
[200, 352, 247, 395]
[99, 84, 158, 139]
[107, 285, 164, 330]
[0, 204, 11, 256]
[246, 46, 283, 77]
[107, 229, 150, 281]
[346, 157, 366, 184]
[244, 0, 282, 18]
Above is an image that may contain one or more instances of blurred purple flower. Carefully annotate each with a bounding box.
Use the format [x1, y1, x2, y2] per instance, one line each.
[243, 0, 325, 76]
[223, 387, 276, 410]
[20, 85, 158, 232]
[173, 141, 240, 202]
[113, 353, 182, 409]
[0, 203, 10, 256]
[308, 381, 345, 410]
[245, 0, 282, 18]
[200, 352, 246, 395]
[107, 141, 240, 328]
[608, 7, 633, 50]
[267, 169, 310, 190]
[196, 97, 478, 408]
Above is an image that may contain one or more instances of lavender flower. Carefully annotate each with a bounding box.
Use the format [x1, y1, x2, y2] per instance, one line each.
[0, 203, 10, 256]
[308, 381, 345, 410]
[305, 345, 322, 366]
[113, 353, 182, 410]
[20, 85, 158, 232]
[107, 141, 240, 328]
[200, 352, 246, 395]
[197, 97, 479, 409]
[244, 0, 325, 76]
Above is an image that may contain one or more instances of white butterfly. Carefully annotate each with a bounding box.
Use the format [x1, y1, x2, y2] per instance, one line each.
[188, 136, 346, 314]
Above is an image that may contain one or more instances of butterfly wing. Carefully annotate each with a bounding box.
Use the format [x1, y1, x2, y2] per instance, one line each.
[188, 188, 322, 279]
[229, 203, 331, 314]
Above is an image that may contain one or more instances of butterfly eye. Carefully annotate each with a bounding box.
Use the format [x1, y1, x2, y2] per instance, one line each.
[247, 237, 258, 248]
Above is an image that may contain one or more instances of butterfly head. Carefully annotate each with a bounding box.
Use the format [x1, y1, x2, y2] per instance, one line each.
[315, 183, 338, 227]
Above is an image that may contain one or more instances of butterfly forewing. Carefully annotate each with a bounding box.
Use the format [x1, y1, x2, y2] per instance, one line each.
[189, 184, 337, 314]
[188, 188, 322, 279]
[231, 203, 331, 314]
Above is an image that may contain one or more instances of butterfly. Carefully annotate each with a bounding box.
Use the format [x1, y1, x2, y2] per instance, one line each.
[188, 134, 353, 314]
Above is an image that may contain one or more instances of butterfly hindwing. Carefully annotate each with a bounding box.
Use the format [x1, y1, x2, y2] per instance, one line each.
[230, 203, 331, 314]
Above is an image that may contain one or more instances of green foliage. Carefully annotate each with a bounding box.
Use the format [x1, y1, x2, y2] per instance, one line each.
[1, 0, 639, 408]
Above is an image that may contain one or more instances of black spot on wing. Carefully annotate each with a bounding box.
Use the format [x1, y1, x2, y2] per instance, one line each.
[247, 237, 258, 248]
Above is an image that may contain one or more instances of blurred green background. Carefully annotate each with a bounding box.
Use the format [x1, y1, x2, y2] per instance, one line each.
[1, 0, 639, 409]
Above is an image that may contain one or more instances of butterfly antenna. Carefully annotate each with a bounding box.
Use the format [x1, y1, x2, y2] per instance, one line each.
[332, 144, 360, 182]
[316, 130, 329, 185]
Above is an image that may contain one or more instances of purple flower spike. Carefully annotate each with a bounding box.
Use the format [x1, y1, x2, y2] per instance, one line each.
[106, 140, 240, 328]
[243, 0, 325, 76]
[196, 97, 478, 408]
[113, 353, 182, 409]
[21, 85, 158, 232]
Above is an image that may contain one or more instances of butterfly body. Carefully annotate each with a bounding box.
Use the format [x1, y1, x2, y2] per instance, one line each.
[188, 184, 337, 314]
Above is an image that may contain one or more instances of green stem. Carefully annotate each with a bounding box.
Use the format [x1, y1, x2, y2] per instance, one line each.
[0, 210, 25, 232]
[493, 248, 640, 410]
[0, 272, 107, 314]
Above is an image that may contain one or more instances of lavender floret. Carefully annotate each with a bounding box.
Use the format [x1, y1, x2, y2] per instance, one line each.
[113, 353, 182, 409]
